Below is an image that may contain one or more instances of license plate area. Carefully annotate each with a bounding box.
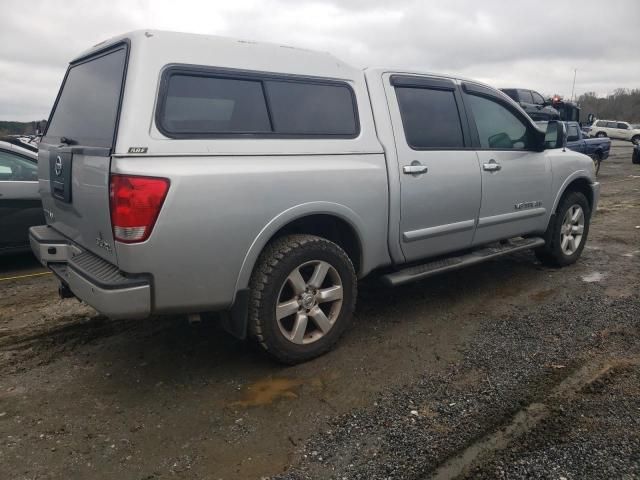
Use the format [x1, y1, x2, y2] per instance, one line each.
[49, 151, 73, 203]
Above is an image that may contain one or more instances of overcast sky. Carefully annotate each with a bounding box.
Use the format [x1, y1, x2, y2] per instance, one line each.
[1, 0, 638, 121]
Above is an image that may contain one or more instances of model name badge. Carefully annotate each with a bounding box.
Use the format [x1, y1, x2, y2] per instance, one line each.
[43, 208, 55, 221]
[514, 201, 542, 210]
[96, 236, 112, 253]
[128, 147, 148, 154]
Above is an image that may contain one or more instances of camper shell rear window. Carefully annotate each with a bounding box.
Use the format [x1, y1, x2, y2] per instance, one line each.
[156, 66, 360, 139]
[44, 43, 128, 149]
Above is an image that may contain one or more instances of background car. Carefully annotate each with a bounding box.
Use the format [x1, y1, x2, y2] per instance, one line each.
[588, 119, 640, 144]
[0, 137, 43, 255]
[500, 88, 560, 121]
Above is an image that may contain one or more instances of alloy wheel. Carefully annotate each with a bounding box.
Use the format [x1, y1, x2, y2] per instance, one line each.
[560, 204, 585, 255]
[275, 260, 343, 345]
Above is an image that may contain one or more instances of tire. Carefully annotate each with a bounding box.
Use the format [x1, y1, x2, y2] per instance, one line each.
[633, 149, 640, 165]
[632, 135, 640, 145]
[535, 191, 591, 267]
[248, 234, 357, 364]
[596, 132, 607, 138]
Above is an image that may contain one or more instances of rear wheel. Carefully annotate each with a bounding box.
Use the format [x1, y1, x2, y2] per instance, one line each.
[248, 234, 356, 364]
[536, 191, 590, 267]
[596, 132, 607, 138]
[632, 135, 640, 145]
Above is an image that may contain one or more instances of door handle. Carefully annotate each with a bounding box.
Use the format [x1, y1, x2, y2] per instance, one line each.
[482, 160, 502, 172]
[403, 162, 428, 175]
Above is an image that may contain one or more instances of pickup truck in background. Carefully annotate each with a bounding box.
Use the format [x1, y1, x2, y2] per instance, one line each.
[564, 121, 610, 175]
[30, 31, 600, 364]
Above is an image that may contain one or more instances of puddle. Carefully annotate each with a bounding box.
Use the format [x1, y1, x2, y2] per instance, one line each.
[581, 272, 606, 283]
[529, 289, 554, 302]
[230, 377, 304, 407]
[230, 376, 324, 408]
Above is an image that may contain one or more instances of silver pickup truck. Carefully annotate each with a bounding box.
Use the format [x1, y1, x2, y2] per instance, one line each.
[30, 30, 599, 363]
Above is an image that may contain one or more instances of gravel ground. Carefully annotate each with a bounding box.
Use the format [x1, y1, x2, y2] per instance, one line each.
[274, 292, 640, 480]
[0, 141, 638, 479]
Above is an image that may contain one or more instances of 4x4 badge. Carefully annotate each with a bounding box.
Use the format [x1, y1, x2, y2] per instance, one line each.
[54, 156, 63, 176]
[128, 147, 148, 154]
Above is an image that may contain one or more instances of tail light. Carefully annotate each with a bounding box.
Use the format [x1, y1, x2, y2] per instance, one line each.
[109, 175, 170, 243]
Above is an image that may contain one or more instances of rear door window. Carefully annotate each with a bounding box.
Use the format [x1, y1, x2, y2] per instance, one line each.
[501, 89, 518, 102]
[567, 124, 580, 141]
[45, 46, 127, 148]
[0, 150, 37, 181]
[395, 87, 465, 149]
[517, 90, 534, 104]
[531, 91, 545, 105]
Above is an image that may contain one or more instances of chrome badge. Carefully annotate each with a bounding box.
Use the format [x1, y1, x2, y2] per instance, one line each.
[95, 232, 113, 253]
[54, 156, 63, 176]
[514, 200, 542, 210]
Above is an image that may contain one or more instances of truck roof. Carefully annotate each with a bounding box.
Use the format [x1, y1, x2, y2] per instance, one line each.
[73, 30, 361, 81]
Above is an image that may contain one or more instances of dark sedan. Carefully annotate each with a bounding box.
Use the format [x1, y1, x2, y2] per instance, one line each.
[0, 137, 44, 255]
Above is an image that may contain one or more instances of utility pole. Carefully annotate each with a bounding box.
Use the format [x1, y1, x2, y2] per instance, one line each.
[570, 68, 577, 103]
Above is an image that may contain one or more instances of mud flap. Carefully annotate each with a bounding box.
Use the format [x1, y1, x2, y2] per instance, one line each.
[217, 289, 250, 340]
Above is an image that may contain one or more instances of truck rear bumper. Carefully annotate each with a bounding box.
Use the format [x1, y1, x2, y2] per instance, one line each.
[29, 225, 151, 319]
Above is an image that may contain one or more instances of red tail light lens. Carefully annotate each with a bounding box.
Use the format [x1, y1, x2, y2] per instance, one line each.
[109, 175, 170, 243]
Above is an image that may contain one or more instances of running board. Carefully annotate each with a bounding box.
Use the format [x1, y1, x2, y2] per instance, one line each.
[382, 237, 545, 287]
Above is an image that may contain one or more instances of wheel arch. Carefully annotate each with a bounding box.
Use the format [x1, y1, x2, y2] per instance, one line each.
[552, 174, 595, 215]
[234, 202, 366, 296]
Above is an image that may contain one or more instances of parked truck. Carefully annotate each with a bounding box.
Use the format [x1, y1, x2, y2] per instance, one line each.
[564, 121, 610, 175]
[29, 31, 600, 363]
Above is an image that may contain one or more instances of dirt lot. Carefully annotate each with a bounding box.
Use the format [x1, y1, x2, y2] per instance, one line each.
[1, 141, 639, 479]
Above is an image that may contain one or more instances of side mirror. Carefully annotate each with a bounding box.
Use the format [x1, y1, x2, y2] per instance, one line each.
[543, 120, 566, 150]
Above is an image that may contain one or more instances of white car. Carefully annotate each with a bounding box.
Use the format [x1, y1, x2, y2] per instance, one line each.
[589, 119, 640, 144]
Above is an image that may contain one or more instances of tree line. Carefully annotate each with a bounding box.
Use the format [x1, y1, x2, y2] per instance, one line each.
[1, 89, 639, 136]
[0, 120, 47, 137]
[576, 89, 640, 123]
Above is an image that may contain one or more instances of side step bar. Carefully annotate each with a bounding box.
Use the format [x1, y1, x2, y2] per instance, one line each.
[381, 237, 545, 287]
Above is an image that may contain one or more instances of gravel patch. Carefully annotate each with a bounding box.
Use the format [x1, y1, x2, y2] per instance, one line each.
[274, 284, 640, 480]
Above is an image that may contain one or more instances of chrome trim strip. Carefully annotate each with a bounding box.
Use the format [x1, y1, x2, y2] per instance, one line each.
[403, 219, 476, 242]
[477, 207, 546, 228]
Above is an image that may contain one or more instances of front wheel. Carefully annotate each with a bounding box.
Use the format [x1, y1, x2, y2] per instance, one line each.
[248, 234, 357, 364]
[596, 132, 607, 138]
[536, 191, 591, 267]
[632, 135, 640, 145]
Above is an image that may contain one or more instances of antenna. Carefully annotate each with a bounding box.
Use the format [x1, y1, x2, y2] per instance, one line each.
[570, 68, 577, 102]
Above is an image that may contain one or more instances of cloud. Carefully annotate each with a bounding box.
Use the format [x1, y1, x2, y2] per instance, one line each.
[1, 0, 638, 120]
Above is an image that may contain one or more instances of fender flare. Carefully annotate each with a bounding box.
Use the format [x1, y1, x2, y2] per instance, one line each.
[233, 201, 367, 297]
[550, 170, 593, 214]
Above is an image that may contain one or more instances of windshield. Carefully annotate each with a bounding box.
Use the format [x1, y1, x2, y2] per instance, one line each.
[45, 46, 127, 148]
